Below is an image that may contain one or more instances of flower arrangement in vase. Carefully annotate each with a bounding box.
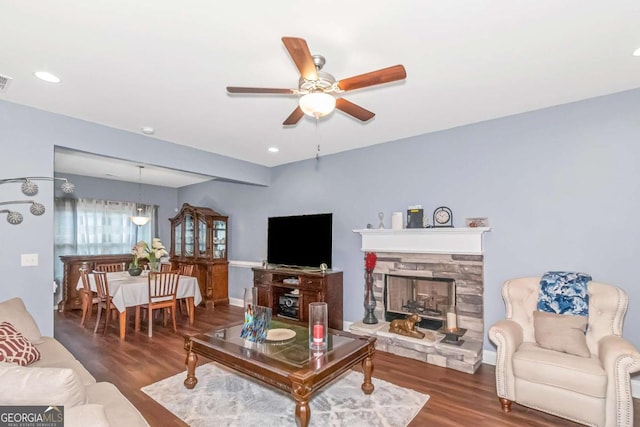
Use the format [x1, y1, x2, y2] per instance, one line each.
[132, 238, 168, 272]
[363, 252, 378, 324]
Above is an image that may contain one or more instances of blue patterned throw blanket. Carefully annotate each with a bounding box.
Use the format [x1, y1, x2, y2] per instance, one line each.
[537, 271, 591, 316]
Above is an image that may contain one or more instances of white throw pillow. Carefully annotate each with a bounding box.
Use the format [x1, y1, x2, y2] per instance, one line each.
[0, 298, 43, 344]
[0, 363, 87, 407]
[65, 404, 110, 427]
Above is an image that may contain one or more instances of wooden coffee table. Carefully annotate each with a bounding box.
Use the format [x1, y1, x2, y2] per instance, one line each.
[183, 320, 376, 427]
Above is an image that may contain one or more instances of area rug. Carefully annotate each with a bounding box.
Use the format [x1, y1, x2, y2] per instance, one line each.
[141, 363, 429, 427]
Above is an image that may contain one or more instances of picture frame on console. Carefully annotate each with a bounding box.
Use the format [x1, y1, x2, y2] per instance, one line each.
[465, 217, 489, 227]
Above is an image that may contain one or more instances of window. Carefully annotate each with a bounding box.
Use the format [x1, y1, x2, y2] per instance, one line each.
[53, 198, 157, 297]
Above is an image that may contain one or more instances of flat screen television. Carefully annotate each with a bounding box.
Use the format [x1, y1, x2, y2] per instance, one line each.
[267, 213, 332, 269]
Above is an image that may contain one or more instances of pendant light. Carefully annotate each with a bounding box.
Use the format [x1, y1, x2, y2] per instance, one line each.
[131, 166, 150, 226]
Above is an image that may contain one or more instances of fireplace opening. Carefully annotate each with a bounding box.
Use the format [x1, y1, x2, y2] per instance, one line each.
[384, 275, 456, 330]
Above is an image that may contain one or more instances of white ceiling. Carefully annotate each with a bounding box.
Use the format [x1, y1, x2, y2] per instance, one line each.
[2, 1, 640, 171]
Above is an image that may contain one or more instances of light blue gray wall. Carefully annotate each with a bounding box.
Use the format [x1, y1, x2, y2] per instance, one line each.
[178, 88, 640, 354]
[1, 90, 639, 356]
[0, 100, 269, 335]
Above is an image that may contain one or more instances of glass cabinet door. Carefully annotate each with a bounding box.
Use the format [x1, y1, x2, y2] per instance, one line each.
[185, 214, 194, 256]
[173, 220, 182, 256]
[213, 219, 226, 259]
[198, 217, 207, 256]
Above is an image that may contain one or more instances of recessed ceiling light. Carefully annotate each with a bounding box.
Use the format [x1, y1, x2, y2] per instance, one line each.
[268, 147, 279, 153]
[34, 71, 61, 83]
[141, 126, 155, 135]
[634, 48, 640, 57]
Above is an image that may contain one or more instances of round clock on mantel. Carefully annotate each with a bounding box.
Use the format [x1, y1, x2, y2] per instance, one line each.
[433, 206, 453, 228]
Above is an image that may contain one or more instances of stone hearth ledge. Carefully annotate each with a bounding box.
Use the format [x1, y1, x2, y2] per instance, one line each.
[350, 320, 483, 374]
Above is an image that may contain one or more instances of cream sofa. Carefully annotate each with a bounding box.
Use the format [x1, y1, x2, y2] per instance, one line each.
[0, 297, 149, 426]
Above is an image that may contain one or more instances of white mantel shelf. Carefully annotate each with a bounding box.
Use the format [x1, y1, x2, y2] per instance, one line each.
[353, 227, 491, 255]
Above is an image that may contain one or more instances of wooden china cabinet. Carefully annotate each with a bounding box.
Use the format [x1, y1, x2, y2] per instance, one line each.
[169, 203, 229, 306]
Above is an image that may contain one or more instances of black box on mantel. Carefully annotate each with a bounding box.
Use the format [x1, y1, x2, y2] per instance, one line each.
[406, 208, 424, 228]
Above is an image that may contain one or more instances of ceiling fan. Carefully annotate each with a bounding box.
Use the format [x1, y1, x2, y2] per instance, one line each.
[226, 37, 407, 126]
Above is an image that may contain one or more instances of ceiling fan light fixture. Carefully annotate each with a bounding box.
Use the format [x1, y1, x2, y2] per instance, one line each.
[299, 92, 336, 118]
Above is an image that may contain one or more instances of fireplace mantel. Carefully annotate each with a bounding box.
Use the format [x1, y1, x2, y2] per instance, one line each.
[353, 227, 491, 255]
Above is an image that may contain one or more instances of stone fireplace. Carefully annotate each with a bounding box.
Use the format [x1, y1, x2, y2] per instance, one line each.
[351, 227, 490, 374]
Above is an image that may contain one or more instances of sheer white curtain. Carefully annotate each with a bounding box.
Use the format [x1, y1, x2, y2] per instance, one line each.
[54, 198, 157, 302]
[75, 199, 155, 254]
[54, 198, 77, 291]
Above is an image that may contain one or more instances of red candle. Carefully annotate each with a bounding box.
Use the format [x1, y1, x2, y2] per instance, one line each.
[313, 324, 324, 344]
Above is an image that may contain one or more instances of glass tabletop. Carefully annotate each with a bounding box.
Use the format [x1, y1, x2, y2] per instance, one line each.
[203, 320, 356, 368]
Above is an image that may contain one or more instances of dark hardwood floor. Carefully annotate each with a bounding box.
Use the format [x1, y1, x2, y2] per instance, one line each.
[54, 305, 639, 427]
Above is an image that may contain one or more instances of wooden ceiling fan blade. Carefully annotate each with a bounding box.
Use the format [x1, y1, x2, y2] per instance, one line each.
[283, 106, 305, 126]
[335, 98, 375, 122]
[226, 86, 295, 94]
[337, 65, 407, 92]
[281, 37, 318, 81]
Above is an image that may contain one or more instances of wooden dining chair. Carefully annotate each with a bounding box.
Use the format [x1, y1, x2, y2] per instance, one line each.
[159, 263, 172, 272]
[135, 271, 180, 337]
[78, 268, 100, 327]
[92, 271, 118, 335]
[177, 264, 195, 316]
[178, 264, 194, 276]
[96, 263, 124, 272]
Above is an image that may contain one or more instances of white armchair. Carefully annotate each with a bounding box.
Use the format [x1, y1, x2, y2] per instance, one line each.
[488, 277, 640, 427]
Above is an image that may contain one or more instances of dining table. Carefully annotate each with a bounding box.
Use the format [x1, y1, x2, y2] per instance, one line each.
[76, 271, 202, 340]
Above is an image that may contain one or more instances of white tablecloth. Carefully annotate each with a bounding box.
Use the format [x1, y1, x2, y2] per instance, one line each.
[76, 271, 202, 312]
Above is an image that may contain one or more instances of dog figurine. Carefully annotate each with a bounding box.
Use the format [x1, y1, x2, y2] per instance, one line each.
[389, 313, 425, 339]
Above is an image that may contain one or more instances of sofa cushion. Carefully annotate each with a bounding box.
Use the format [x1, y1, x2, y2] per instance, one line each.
[29, 337, 96, 385]
[33, 336, 78, 364]
[0, 322, 41, 366]
[0, 363, 87, 407]
[32, 359, 96, 386]
[65, 404, 110, 427]
[533, 311, 590, 357]
[513, 342, 607, 398]
[0, 298, 43, 344]
[86, 382, 149, 426]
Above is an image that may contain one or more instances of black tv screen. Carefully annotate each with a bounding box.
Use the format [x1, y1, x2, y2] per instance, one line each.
[267, 213, 332, 269]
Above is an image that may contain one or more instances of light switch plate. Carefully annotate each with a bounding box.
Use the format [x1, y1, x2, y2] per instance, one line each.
[21, 253, 38, 267]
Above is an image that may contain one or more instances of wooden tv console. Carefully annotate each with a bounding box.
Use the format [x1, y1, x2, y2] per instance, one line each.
[252, 267, 343, 330]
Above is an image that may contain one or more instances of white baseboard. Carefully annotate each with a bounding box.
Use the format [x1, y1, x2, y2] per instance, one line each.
[228, 260, 262, 268]
[482, 349, 639, 398]
[482, 349, 497, 365]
